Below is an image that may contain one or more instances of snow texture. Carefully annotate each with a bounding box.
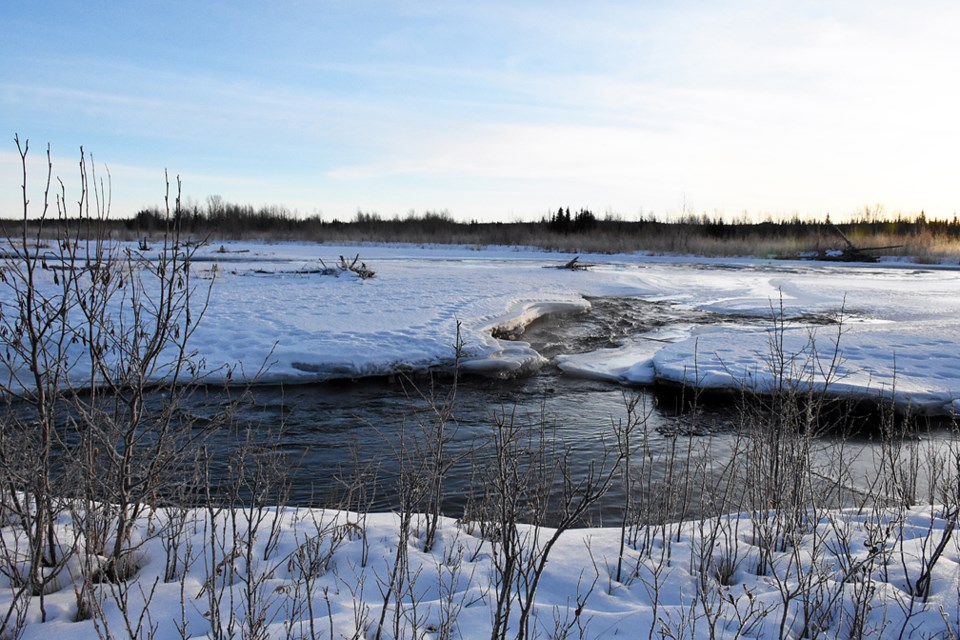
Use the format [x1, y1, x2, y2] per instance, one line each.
[4, 243, 960, 638]
[10, 505, 960, 639]
[179, 243, 960, 415]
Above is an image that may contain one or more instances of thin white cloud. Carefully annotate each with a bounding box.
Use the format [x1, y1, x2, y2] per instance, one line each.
[3, 1, 960, 220]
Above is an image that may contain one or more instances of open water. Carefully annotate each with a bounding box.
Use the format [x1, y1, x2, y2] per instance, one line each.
[188, 298, 950, 524]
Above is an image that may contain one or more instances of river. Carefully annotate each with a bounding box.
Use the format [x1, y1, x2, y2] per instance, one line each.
[187, 297, 953, 525]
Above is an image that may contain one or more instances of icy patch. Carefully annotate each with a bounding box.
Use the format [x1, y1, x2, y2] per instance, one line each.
[557, 346, 655, 383]
[556, 324, 696, 385]
[651, 323, 960, 415]
[457, 300, 590, 377]
[481, 299, 591, 337]
[459, 340, 547, 377]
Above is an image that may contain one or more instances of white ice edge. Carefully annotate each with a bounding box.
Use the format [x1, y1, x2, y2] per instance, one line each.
[556, 323, 698, 385]
[649, 324, 960, 415]
[560, 322, 960, 415]
[459, 299, 591, 377]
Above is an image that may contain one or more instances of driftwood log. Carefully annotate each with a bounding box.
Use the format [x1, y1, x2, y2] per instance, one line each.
[803, 225, 904, 263]
[549, 256, 592, 271]
[338, 254, 376, 279]
[312, 255, 375, 278]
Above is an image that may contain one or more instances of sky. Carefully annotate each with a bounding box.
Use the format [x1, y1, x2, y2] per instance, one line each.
[2, 1, 959, 222]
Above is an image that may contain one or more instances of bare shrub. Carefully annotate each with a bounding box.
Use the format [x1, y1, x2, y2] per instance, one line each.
[476, 404, 620, 640]
[0, 137, 227, 638]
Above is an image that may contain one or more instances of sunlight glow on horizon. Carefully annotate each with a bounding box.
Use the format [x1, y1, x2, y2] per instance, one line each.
[2, 1, 959, 223]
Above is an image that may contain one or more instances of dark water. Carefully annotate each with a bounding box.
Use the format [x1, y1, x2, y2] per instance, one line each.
[180, 300, 711, 520]
[171, 297, 960, 527]
[221, 383, 765, 527]
[187, 298, 917, 524]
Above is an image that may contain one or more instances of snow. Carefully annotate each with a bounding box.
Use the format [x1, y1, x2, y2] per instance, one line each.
[6, 240, 960, 412]
[6, 241, 960, 638]
[10, 504, 960, 639]
[178, 242, 960, 415]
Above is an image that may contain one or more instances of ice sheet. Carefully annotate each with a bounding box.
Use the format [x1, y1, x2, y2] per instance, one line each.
[186, 243, 960, 413]
[5, 241, 960, 413]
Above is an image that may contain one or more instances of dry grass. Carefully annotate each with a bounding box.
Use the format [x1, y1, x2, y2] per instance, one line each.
[7, 213, 960, 262]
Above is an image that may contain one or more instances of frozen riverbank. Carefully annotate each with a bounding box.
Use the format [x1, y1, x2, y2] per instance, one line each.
[179, 243, 960, 415]
[4, 241, 960, 639]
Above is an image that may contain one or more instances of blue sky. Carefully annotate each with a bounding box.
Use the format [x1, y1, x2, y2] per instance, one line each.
[2, 1, 959, 221]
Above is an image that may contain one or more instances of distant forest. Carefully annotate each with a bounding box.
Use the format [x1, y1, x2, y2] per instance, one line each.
[7, 200, 960, 260]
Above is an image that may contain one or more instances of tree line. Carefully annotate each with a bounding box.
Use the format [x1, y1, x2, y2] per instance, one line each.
[5, 196, 960, 257]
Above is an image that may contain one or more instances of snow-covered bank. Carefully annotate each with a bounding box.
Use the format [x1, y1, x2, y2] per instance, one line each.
[9, 503, 960, 639]
[6, 241, 960, 639]
[181, 243, 960, 414]
[4, 240, 960, 412]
